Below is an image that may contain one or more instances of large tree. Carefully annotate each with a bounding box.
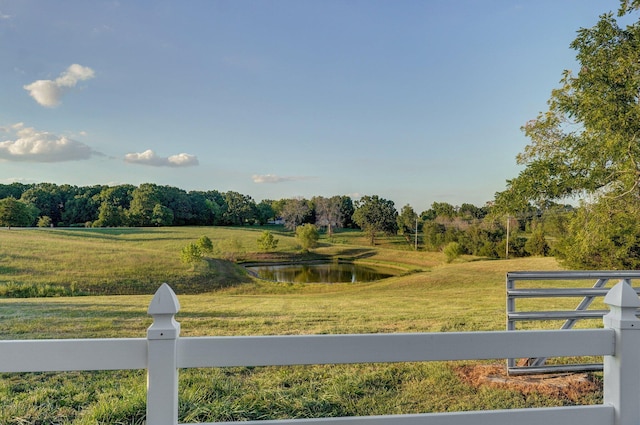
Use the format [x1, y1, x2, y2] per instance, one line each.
[313, 196, 343, 237]
[222, 191, 256, 225]
[191, 190, 225, 225]
[94, 202, 127, 227]
[495, 4, 640, 268]
[0, 197, 37, 227]
[339, 196, 355, 228]
[92, 185, 133, 227]
[62, 195, 98, 225]
[128, 183, 162, 226]
[397, 204, 419, 247]
[159, 185, 191, 225]
[186, 191, 211, 225]
[0, 183, 31, 200]
[280, 198, 311, 230]
[498, 7, 640, 205]
[95, 185, 135, 211]
[255, 200, 275, 225]
[352, 195, 398, 245]
[20, 183, 67, 226]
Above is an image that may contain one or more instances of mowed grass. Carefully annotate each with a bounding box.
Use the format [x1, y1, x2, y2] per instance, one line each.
[0, 227, 437, 295]
[0, 227, 604, 423]
[0, 226, 297, 294]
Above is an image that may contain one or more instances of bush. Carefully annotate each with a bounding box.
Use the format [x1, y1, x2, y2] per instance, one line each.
[443, 242, 462, 263]
[180, 243, 203, 267]
[497, 236, 527, 259]
[525, 230, 549, 256]
[196, 235, 214, 254]
[477, 241, 498, 258]
[37, 216, 52, 227]
[295, 224, 319, 252]
[555, 198, 640, 269]
[257, 230, 279, 251]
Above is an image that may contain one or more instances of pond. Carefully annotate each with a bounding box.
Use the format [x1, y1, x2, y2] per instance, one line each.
[244, 262, 398, 284]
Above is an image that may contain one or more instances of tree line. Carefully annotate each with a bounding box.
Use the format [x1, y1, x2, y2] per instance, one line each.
[0, 182, 387, 231]
[0, 181, 577, 261]
[0, 182, 354, 229]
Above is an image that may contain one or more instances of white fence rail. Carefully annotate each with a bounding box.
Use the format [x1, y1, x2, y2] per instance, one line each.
[2, 280, 640, 425]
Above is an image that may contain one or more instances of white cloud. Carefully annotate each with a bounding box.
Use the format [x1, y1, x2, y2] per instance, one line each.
[0, 123, 100, 162]
[0, 11, 12, 20]
[124, 149, 199, 167]
[252, 174, 313, 184]
[23, 64, 95, 107]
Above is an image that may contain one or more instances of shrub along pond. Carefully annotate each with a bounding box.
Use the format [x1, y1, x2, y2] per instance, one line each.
[244, 261, 399, 283]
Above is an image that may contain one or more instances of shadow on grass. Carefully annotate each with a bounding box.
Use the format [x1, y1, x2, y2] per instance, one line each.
[0, 258, 254, 298]
[241, 251, 335, 265]
[333, 248, 376, 260]
[77, 263, 253, 296]
[48, 228, 178, 242]
[241, 248, 378, 267]
[0, 265, 19, 274]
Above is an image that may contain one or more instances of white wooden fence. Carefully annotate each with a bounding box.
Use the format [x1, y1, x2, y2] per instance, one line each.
[3, 280, 640, 425]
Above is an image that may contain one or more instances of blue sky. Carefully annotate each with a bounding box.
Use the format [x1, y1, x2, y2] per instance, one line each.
[0, 0, 627, 212]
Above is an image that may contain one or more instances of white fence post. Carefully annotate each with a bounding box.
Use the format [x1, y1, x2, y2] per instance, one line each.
[147, 283, 181, 425]
[603, 279, 640, 425]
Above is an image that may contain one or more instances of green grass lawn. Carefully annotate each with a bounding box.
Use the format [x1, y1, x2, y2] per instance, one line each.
[0, 227, 603, 424]
[0, 226, 437, 295]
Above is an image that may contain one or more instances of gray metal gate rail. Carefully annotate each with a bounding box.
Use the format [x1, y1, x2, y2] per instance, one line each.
[506, 270, 640, 375]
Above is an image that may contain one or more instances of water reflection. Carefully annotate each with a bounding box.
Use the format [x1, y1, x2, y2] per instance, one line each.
[245, 262, 396, 283]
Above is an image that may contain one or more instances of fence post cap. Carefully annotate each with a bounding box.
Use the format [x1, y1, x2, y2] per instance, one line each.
[604, 280, 640, 330]
[147, 283, 180, 340]
[604, 280, 640, 309]
[148, 283, 180, 315]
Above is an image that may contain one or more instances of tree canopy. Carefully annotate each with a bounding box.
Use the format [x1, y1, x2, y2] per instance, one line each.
[0, 197, 37, 228]
[280, 198, 311, 230]
[494, 3, 640, 268]
[313, 196, 344, 237]
[352, 195, 398, 245]
[295, 224, 319, 252]
[497, 6, 640, 208]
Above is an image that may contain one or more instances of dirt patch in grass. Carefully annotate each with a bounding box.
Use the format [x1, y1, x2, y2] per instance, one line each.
[455, 364, 600, 402]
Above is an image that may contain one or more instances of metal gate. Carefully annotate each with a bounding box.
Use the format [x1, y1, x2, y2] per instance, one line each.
[506, 270, 640, 375]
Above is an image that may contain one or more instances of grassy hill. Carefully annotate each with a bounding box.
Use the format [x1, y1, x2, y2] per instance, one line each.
[1, 226, 599, 424]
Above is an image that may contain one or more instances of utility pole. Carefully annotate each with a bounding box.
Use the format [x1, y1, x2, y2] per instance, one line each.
[415, 217, 418, 251]
[505, 215, 510, 259]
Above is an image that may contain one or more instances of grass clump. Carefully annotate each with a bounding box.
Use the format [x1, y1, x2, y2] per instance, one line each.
[0, 371, 146, 425]
[0, 282, 84, 298]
